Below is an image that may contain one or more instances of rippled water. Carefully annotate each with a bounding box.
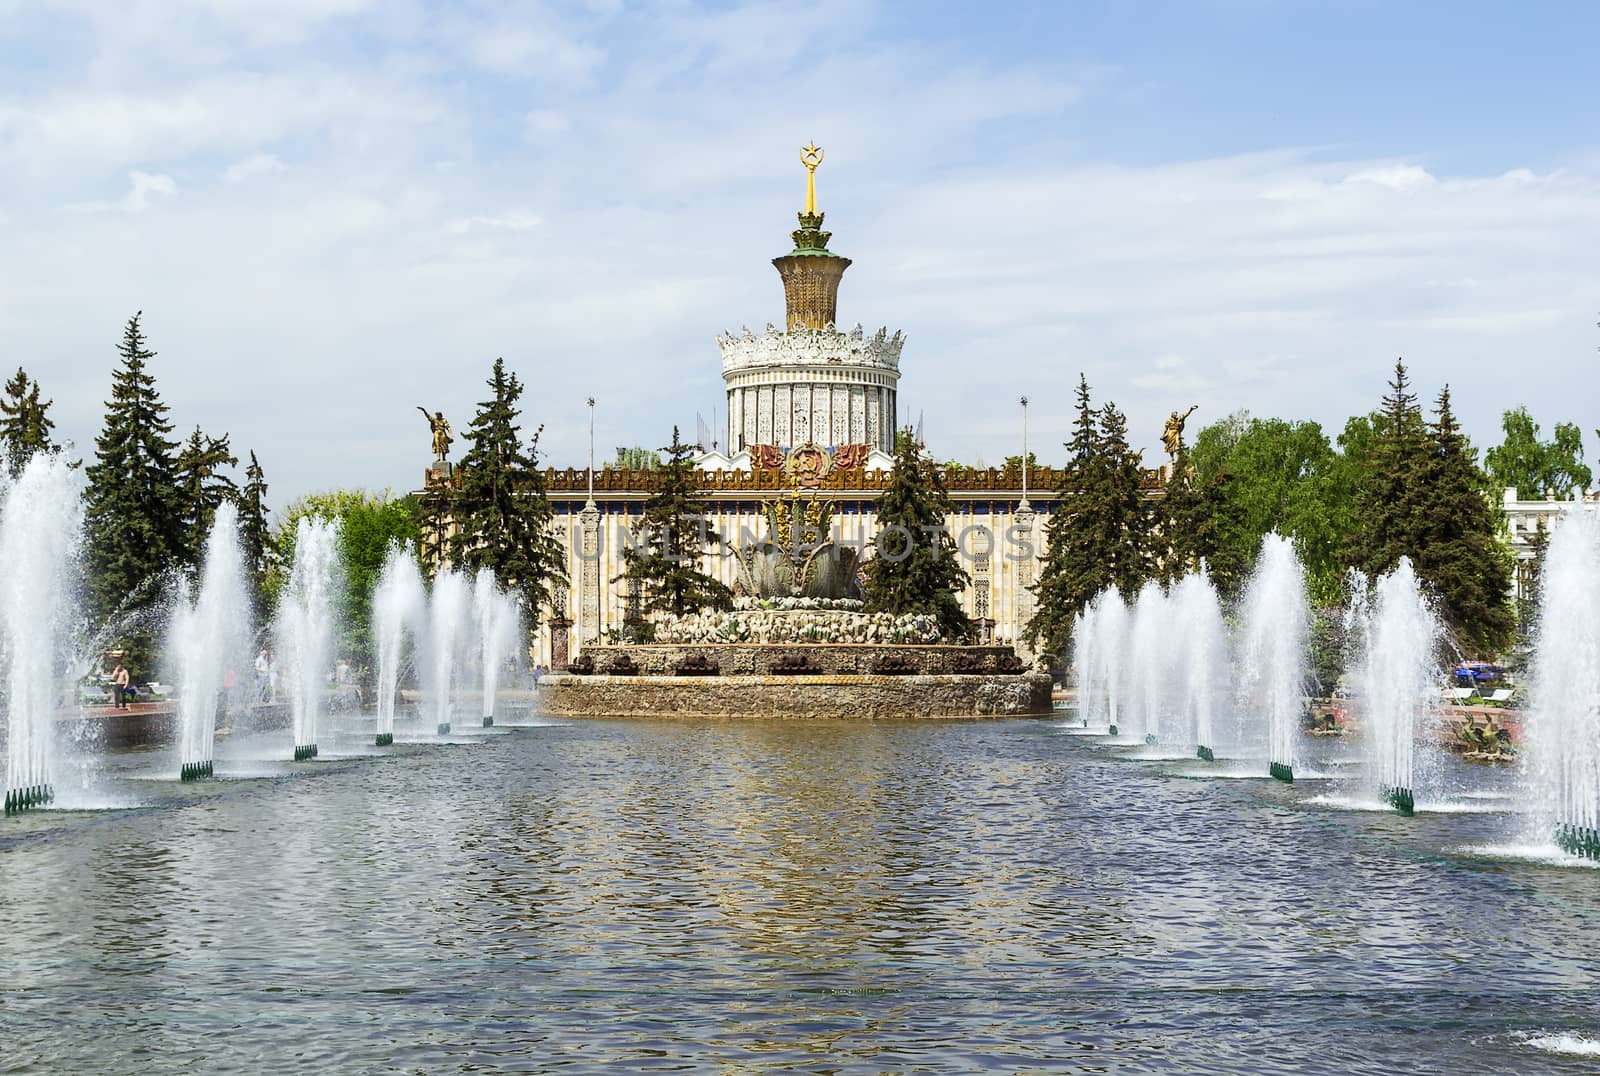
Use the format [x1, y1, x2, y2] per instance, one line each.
[3, 716, 1599, 1073]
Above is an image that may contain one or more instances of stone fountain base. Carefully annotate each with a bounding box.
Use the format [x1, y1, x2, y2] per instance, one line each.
[540, 642, 1051, 720]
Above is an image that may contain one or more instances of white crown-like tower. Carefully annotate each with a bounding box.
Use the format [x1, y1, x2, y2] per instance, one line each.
[718, 153, 902, 455]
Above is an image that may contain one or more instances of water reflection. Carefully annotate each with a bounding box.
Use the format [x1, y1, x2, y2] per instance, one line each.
[2, 719, 1600, 1072]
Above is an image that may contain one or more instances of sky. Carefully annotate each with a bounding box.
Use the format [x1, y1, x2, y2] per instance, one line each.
[3, 0, 1598, 506]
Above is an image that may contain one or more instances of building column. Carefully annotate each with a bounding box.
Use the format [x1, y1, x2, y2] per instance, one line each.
[578, 504, 600, 650]
[1012, 505, 1037, 661]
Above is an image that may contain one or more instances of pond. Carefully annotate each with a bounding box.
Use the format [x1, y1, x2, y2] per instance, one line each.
[1, 716, 1596, 1073]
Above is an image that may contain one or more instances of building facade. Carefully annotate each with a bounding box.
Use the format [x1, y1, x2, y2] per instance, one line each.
[1502, 487, 1600, 613]
[513, 155, 1161, 668]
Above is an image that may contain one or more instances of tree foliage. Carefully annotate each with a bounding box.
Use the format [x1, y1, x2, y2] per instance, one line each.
[0, 368, 66, 477]
[238, 450, 272, 613]
[863, 427, 971, 639]
[1484, 406, 1592, 499]
[267, 489, 423, 669]
[1188, 411, 1354, 604]
[1344, 360, 1432, 584]
[449, 358, 565, 627]
[1029, 376, 1155, 653]
[82, 313, 186, 629]
[611, 446, 661, 470]
[175, 426, 238, 564]
[1411, 387, 1515, 655]
[620, 426, 733, 619]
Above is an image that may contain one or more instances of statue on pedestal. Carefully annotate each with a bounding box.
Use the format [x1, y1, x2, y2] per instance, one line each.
[417, 406, 452, 461]
[1162, 405, 1198, 458]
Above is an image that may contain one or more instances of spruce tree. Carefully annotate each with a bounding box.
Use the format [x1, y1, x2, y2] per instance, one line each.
[238, 450, 272, 612]
[1346, 359, 1428, 577]
[0, 368, 65, 476]
[620, 425, 732, 622]
[175, 426, 238, 564]
[1029, 376, 1156, 652]
[863, 428, 971, 639]
[83, 312, 185, 628]
[1096, 403, 1157, 594]
[449, 358, 566, 626]
[1413, 386, 1515, 655]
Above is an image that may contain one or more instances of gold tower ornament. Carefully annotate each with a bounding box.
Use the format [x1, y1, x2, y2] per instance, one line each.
[775, 142, 850, 330]
[800, 142, 824, 214]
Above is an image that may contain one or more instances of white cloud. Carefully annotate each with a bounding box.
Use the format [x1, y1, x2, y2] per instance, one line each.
[1343, 163, 1436, 191]
[2, 1, 1596, 506]
[448, 209, 542, 233]
[224, 152, 287, 182]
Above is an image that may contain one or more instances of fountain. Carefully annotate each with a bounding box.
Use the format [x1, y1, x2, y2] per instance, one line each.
[1072, 588, 1127, 734]
[1346, 559, 1439, 815]
[1073, 601, 1098, 730]
[473, 569, 521, 726]
[1, 456, 83, 814]
[1237, 533, 1309, 782]
[1126, 580, 1170, 745]
[274, 517, 341, 762]
[1094, 589, 1130, 737]
[372, 544, 426, 746]
[424, 567, 471, 736]
[1171, 568, 1227, 762]
[167, 503, 251, 781]
[1525, 508, 1600, 859]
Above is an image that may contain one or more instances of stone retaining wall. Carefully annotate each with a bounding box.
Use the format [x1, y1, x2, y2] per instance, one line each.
[539, 672, 1053, 720]
[574, 643, 1023, 677]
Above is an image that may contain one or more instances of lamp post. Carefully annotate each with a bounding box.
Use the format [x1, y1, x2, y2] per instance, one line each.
[586, 397, 596, 510]
[1018, 395, 1031, 512]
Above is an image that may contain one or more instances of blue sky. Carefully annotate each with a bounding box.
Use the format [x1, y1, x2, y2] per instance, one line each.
[2, 0, 1597, 503]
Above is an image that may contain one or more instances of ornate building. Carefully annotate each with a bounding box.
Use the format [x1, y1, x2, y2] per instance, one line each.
[701, 144, 900, 467]
[427, 148, 1164, 667]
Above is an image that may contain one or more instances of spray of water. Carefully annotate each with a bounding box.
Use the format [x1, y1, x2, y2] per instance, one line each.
[1237, 533, 1310, 781]
[274, 517, 341, 761]
[424, 567, 471, 735]
[473, 569, 522, 725]
[372, 543, 425, 746]
[1126, 580, 1170, 744]
[1, 456, 84, 813]
[167, 503, 251, 780]
[1073, 601, 1098, 728]
[1346, 558, 1440, 814]
[1525, 509, 1600, 858]
[1172, 568, 1227, 760]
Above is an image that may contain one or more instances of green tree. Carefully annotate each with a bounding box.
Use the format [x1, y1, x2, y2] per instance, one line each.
[449, 358, 566, 627]
[238, 450, 272, 613]
[1188, 411, 1352, 603]
[1345, 359, 1430, 582]
[1029, 376, 1154, 653]
[620, 426, 733, 620]
[863, 428, 971, 639]
[0, 368, 66, 476]
[1484, 406, 1592, 499]
[610, 446, 661, 470]
[1413, 386, 1516, 656]
[267, 490, 423, 670]
[1159, 426, 1253, 597]
[175, 426, 238, 564]
[82, 313, 186, 639]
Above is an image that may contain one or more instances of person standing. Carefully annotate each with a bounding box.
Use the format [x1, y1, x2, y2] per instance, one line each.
[112, 661, 131, 709]
[255, 648, 271, 702]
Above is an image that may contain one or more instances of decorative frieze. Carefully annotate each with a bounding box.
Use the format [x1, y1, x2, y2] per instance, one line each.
[717, 324, 904, 373]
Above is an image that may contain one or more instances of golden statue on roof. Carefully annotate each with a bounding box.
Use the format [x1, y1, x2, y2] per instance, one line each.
[800, 143, 824, 214]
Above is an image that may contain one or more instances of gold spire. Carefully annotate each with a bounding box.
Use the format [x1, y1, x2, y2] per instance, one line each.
[800, 143, 824, 214]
